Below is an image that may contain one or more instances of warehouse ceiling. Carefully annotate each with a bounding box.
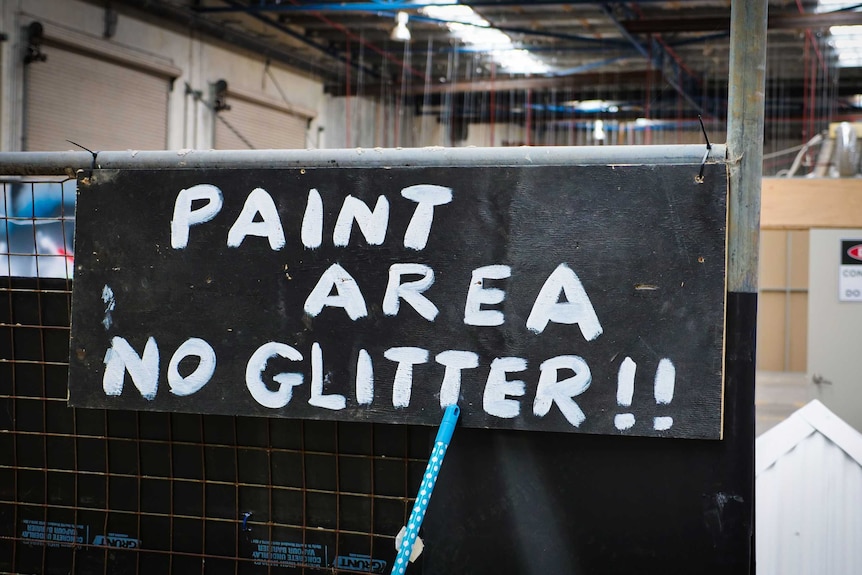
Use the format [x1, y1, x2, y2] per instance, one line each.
[110, 0, 862, 125]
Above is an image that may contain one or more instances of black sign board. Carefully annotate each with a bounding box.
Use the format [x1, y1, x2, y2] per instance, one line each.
[69, 164, 727, 438]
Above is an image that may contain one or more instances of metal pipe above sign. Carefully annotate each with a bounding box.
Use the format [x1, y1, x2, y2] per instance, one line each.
[68, 151, 728, 439]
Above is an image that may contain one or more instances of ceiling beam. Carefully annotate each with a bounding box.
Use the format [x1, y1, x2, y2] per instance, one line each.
[601, 4, 704, 116]
[106, 0, 338, 78]
[623, 10, 862, 33]
[327, 69, 662, 96]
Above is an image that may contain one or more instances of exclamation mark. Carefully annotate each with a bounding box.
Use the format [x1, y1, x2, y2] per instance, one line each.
[614, 357, 636, 430]
[653, 359, 675, 430]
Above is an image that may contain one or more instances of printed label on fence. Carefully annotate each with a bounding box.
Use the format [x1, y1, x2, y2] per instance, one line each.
[251, 538, 326, 568]
[92, 532, 142, 549]
[20, 520, 88, 547]
[336, 553, 388, 573]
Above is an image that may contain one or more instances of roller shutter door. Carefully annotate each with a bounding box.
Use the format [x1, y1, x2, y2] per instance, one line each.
[214, 93, 308, 150]
[24, 45, 169, 151]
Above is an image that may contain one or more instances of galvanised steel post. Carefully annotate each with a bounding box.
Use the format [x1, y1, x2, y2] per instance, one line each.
[726, 0, 768, 572]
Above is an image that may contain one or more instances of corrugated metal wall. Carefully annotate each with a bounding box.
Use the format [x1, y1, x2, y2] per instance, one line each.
[214, 95, 308, 150]
[25, 44, 170, 152]
[757, 431, 862, 574]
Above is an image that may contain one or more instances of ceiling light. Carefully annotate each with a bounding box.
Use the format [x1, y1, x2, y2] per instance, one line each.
[421, 1, 550, 75]
[830, 25, 862, 67]
[594, 119, 605, 141]
[562, 99, 621, 113]
[391, 12, 411, 42]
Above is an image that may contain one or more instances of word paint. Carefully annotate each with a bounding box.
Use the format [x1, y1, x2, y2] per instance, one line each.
[69, 164, 728, 438]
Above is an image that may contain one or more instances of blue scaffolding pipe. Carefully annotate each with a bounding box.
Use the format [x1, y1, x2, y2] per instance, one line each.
[196, 0, 692, 13]
[550, 55, 632, 77]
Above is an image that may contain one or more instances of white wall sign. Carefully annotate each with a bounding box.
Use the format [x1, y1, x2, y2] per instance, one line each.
[839, 240, 862, 302]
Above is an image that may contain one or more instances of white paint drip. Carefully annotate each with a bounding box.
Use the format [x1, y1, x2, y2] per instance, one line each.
[101, 284, 115, 331]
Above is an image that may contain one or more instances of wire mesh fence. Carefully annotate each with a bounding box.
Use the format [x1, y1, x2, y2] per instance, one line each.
[0, 176, 430, 574]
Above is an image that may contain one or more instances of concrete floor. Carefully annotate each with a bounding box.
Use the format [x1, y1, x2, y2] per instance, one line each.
[755, 371, 809, 437]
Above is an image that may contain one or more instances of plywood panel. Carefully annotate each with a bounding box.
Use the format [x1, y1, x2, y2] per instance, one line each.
[760, 230, 788, 289]
[789, 292, 808, 372]
[789, 230, 810, 289]
[69, 164, 729, 439]
[762, 178, 862, 230]
[757, 292, 787, 371]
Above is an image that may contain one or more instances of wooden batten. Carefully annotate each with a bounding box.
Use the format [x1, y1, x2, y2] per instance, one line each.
[762, 178, 862, 230]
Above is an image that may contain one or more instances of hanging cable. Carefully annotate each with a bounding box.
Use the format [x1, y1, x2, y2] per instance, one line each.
[420, 37, 434, 146]
[346, 37, 352, 147]
[264, 61, 318, 149]
[489, 62, 496, 147]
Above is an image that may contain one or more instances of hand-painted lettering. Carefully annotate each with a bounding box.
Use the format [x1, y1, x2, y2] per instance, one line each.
[464, 265, 511, 326]
[171, 184, 223, 249]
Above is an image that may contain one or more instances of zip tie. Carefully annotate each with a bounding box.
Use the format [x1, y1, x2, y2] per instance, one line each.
[695, 115, 712, 184]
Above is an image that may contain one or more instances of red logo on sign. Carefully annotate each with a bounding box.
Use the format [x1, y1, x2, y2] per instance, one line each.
[848, 245, 862, 261]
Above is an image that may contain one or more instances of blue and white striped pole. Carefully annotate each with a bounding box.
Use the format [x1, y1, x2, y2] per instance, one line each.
[391, 404, 460, 575]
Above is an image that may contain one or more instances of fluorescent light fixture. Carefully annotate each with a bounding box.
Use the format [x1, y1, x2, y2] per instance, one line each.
[562, 99, 622, 113]
[830, 25, 862, 67]
[818, 2, 862, 67]
[391, 11, 411, 41]
[420, 1, 549, 75]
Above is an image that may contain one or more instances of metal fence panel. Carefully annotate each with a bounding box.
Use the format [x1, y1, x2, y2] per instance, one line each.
[1, 176, 428, 575]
